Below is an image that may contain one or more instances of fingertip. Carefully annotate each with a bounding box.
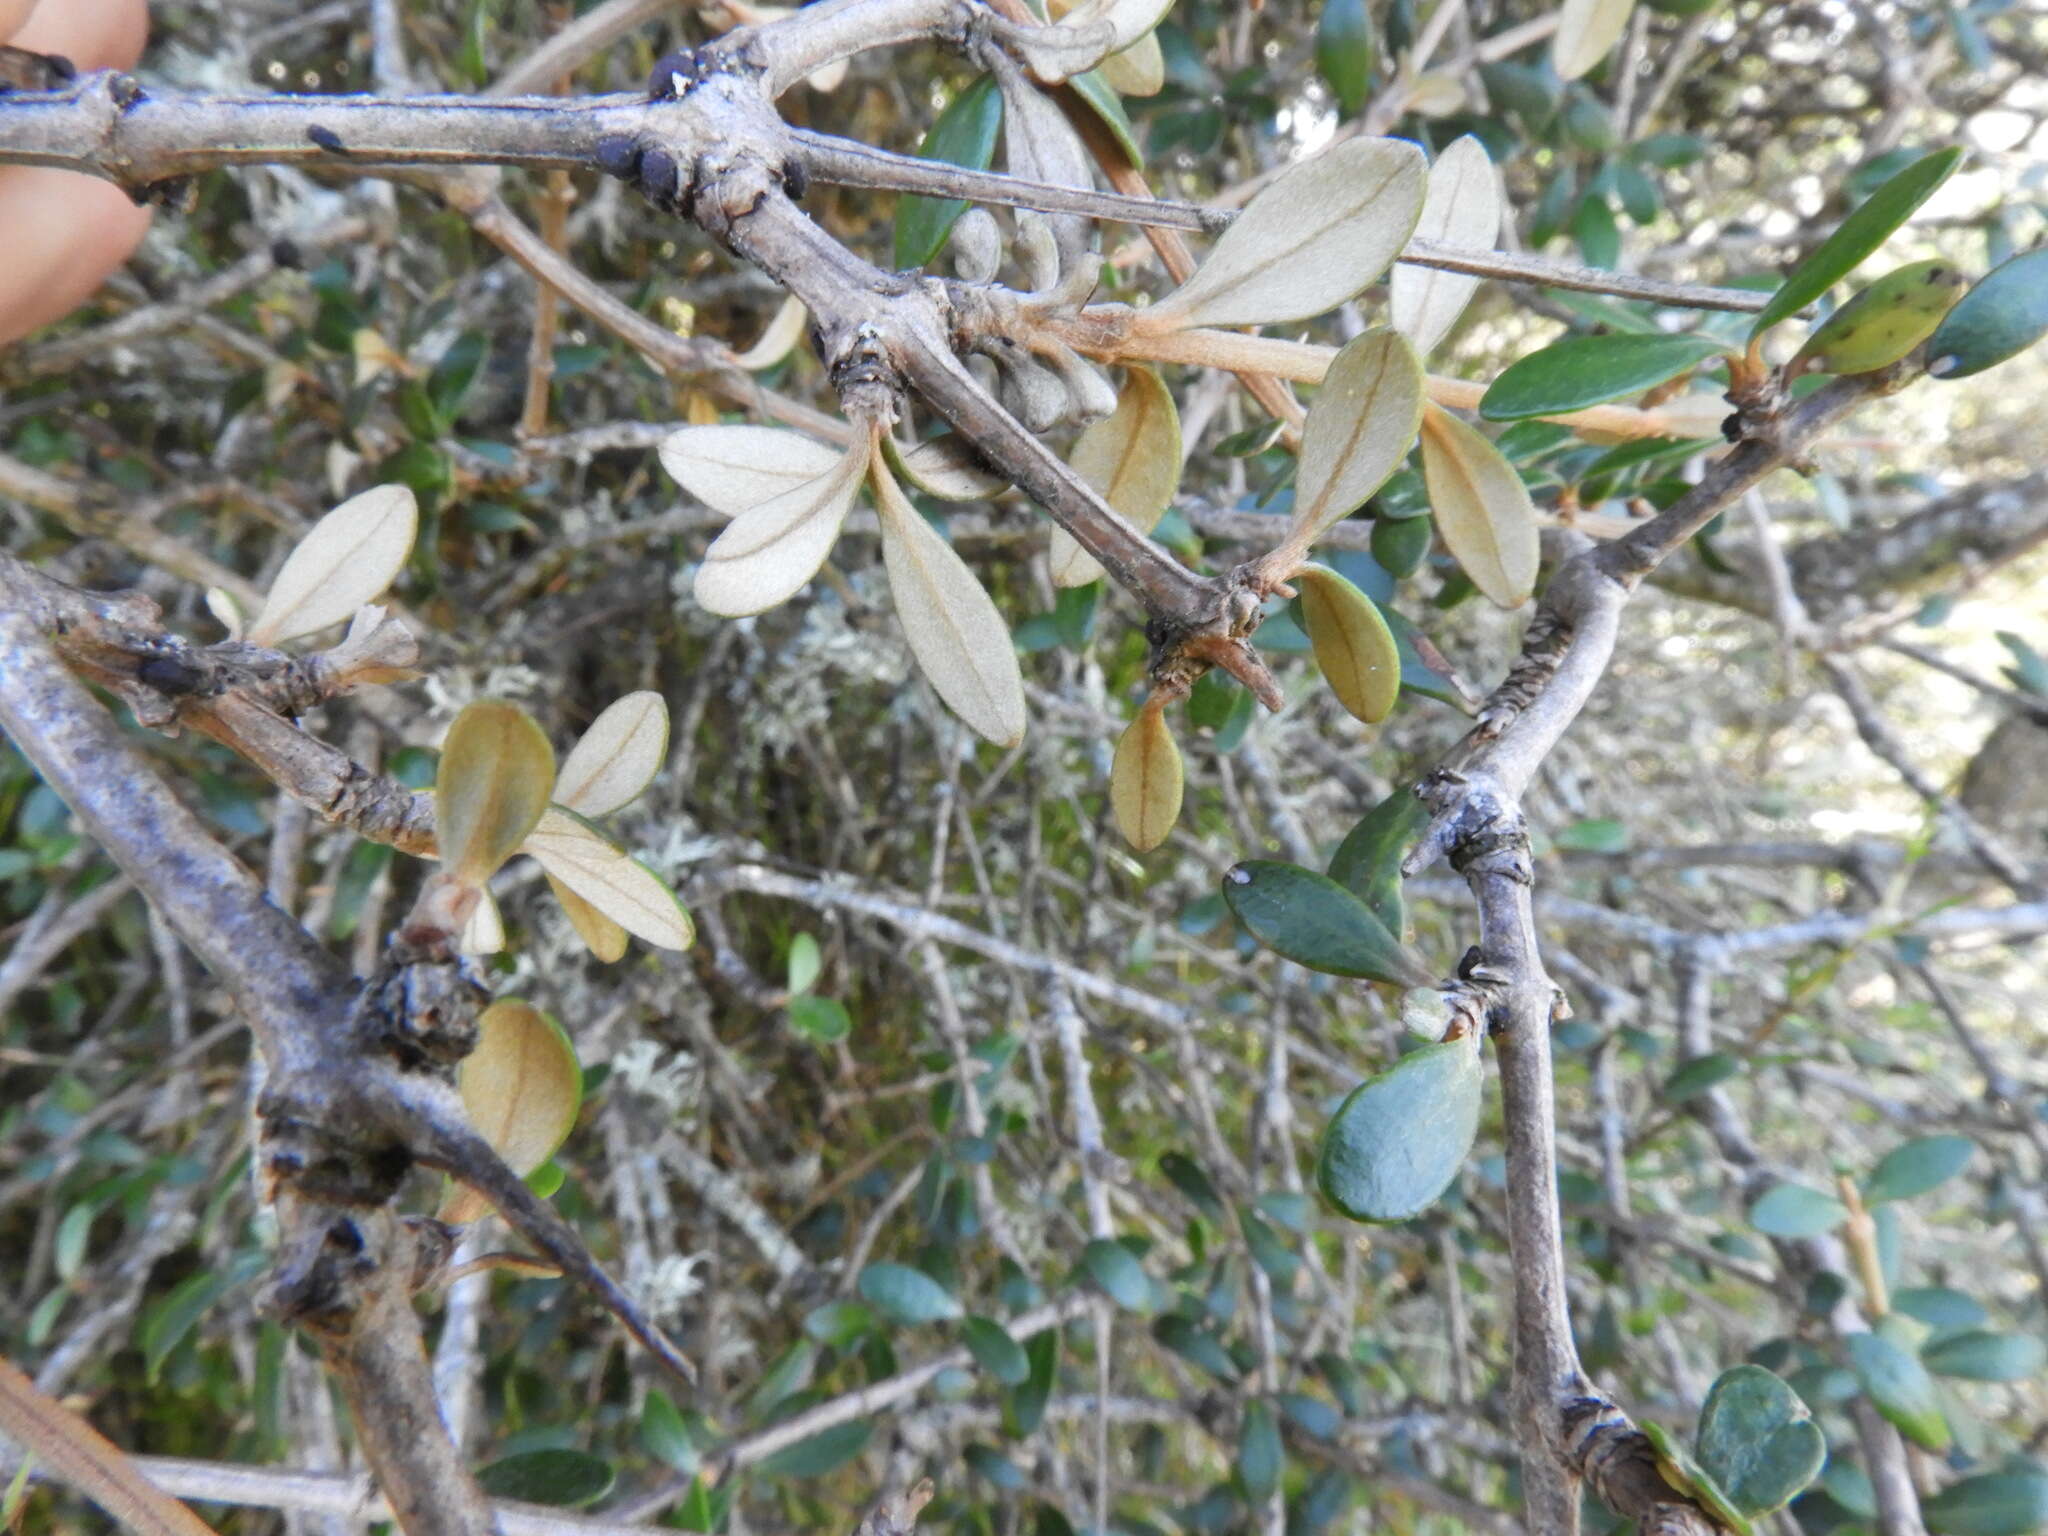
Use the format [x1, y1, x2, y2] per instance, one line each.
[0, 170, 151, 347]
[12, 0, 149, 70]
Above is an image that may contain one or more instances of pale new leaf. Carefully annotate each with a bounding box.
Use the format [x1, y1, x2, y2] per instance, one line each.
[555, 691, 669, 817]
[458, 999, 582, 1178]
[692, 439, 868, 616]
[1553, 0, 1635, 80]
[247, 484, 417, 646]
[1418, 402, 1540, 608]
[1289, 328, 1425, 547]
[1392, 136, 1501, 357]
[526, 808, 695, 951]
[659, 425, 845, 518]
[436, 700, 557, 888]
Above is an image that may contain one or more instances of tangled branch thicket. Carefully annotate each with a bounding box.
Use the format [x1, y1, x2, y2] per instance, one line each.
[1, 2, 2045, 1535]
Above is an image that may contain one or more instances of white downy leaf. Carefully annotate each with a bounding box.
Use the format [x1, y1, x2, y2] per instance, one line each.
[1100, 29, 1164, 96]
[1418, 401, 1540, 608]
[1392, 136, 1502, 357]
[1050, 366, 1182, 587]
[458, 889, 506, 955]
[1145, 137, 1426, 331]
[555, 691, 669, 817]
[888, 433, 1012, 502]
[659, 425, 844, 518]
[1289, 328, 1425, 547]
[692, 439, 868, 616]
[871, 458, 1027, 748]
[1553, 0, 1635, 80]
[526, 808, 695, 951]
[731, 295, 809, 371]
[204, 586, 245, 641]
[1056, 0, 1175, 57]
[247, 484, 418, 647]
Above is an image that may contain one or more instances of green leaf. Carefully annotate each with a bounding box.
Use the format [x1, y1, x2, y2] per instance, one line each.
[140, 1252, 265, 1383]
[1864, 1135, 1975, 1204]
[757, 1420, 872, 1479]
[1066, 71, 1142, 166]
[1158, 1151, 1225, 1222]
[1237, 1399, 1283, 1502]
[1640, 1421, 1754, 1536]
[1695, 1365, 1828, 1517]
[1749, 147, 1966, 338]
[1223, 861, 1435, 985]
[1316, 1033, 1483, 1224]
[1315, 0, 1374, 116]
[1663, 1052, 1741, 1102]
[476, 1449, 616, 1507]
[1153, 1315, 1239, 1379]
[1326, 788, 1430, 936]
[1845, 1331, 1950, 1452]
[1480, 333, 1730, 420]
[1554, 817, 1628, 852]
[640, 1389, 701, 1476]
[786, 932, 822, 995]
[894, 77, 1003, 268]
[1892, 1287, 1990, 1333]
[788, 994, 852, 1045]
[857, 1262, 963, 1324]
[1928, 248, 2048, 379]
[1922, 1331, 2047, 1383]
[1003, 1327, 1059, 1437]
[962, 1316, 1031, 1385]
[1079, 1239, 1151, 1311]
[1790, 259, 1967, 375]
[1748, 1182, 1849, 1238]
[1923, 1473, 2048, 1536]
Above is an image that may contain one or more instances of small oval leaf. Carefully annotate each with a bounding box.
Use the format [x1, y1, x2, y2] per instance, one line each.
[888, 433, 1012, 502]
[1695, 1365, 1828, 1518]
[545, 872, 629, 963]
[659, 425, 845, 518]
[894, 76, 1004, 268]
[1295, 565, 1401, 725]
[247, 484, 418, 647]
[1863, 1134, 1975, 1205]
[1920, 1330, 2045, 1383]
[1552, 0, 1635, 80]
[1079, 1238, 1152, 1311]
[1147, 137, 1426, 330]
[1393, 136, 1501, 356]
[1326, 788, 1429, 935]
[857, 1262, 963, 1324]
[962, 1316, 1031, 1385]
[1791, 259, 1966, 376]
[1316, 1032, 1482, 1223]
[1750, 147, 1966, 338]
[525, 808, 694, 952]
[459, 1000, 582, 1180]
[1928, 247, 2048, 379]
[476, 1450, 614, 1508]
[1290, 328, 1426, 547]
[1845, 1332, 1950, 1453]
[1747, 1182, 1849, 1238]
[1418, 402, 1540, 609]
[1223, 860, 1434, 985]
[1110, 700, 1183, 852]
[1480, 333, 1730, 420]
[437, 700, 556, 887]
[1315, 0, 1375, 117]
[1923, 1473, 2048, 1536]
[872, 458, 1027, 747]
[1051, 366, 1182, 587]
[555, 691, 669, 817]
[693, 439, 868, 617]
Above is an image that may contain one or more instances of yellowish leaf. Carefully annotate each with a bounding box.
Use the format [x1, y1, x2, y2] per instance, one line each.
[1392, 136, 1501, 357]
[871, 457, 1027, 747]
[1056, 0, 1175, 55]
[436, 700, 557, 888]
[204, 586, 245, 641]
[1295, 565, 1401, 724]
[246, 484, 418, 647]
[659, 424, 846, 518]
[1145, 137, 1425, 330]
[1101, 29, 1164, 95]
[731, 294, 809, 371]
[1289, 329, 1425, 550]
[546, 872, 629, 963]
[1553, 0, 1636, 80]
[459, 889, 506, 955]
[555, 691, 669, 817]
[526, 809, 695, 951]
[458, 999, 582, 1179]
[1110, 699, 1183, 851]
[1418, 402, 1540, 608]
[351, 327, 408, 386]
[1051, 366, 1183, 586]
[693, 439, 868, 616]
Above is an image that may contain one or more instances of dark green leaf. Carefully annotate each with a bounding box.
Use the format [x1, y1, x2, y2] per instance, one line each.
[1695, 1365, 1828, 1517]
[1371, 511, 1432, 577]
[1159, 1151, 1225, 1222]
[1066, 71, 1141, 166]
[857, 1262, 963, 1324]
[1481, 333, 1730, 420]
[788, 994, 853, 1045]
[1928, 248, 2048, 379]
[1845, 1332, 1950, 1452]
[962, 1315, 1031, 1385]
[1922, 1331, 2047, 1383]
[639, 1390, 705, 1476]
[1317, 1034, 1483, 1224]
[894, 77, 1003, 268]
[1003, 1327, 1059, 1437]
[1236, 1399, 1283, 1502]
[1315, 0, 1375, 117]
[1223, 861, 1434, 985]
[1664, 1052, 1742, 1103]
[1864, 1135, 1975, 1204]
[1923, 1473, 2048, 1536]
[1080, 1238, 1152, 1311]
[141, 1251, 265, 1383]
[476, 1449, 615, 1507]
[964, 1442, 1028, 1490]
[1554, 817, 1628, 852]
[1573, 195, 1620, 269]
[1748, 1182, 1849, 1238]
[1153, 1315, 1240, 1379]
[1892, 1287, 1990, 1333]
[757, 1421, 872, 1479]
[1326, 789, 1429, 935]
[1750, 147, 1966, 337]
